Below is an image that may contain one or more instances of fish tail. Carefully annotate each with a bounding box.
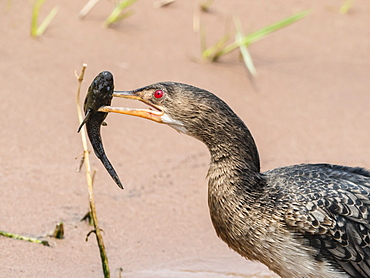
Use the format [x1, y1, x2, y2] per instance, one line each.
[86, 117, 124, 189]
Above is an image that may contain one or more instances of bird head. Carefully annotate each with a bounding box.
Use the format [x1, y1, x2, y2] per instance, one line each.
[98, 81, 260, 171]
[98, 82, 233, 141]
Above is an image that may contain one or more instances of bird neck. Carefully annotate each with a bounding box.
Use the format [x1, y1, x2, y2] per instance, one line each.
[172, 85, 262, 192]
[204, 117, 263, 196]
[205, 120, 264, 243]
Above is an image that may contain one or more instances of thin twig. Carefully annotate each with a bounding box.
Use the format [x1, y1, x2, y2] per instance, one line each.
[76, 64, 110, 278]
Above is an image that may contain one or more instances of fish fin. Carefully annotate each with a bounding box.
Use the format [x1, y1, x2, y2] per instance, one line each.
[77, 109, 92, 133]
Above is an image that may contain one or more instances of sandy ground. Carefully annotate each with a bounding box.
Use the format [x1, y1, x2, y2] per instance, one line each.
[1, 1, 369, 277]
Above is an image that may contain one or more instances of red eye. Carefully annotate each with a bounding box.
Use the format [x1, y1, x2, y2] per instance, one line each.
[153, 89, 164, 99]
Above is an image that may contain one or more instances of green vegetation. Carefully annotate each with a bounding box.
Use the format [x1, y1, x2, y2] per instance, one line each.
[234, 18, 257, 76]
[201, 10, 309, 74]
[104, 0, 137, 27]
[0, 230, 50, 246]
[340, 0, 354, 14]
[30, 0, 59, 37]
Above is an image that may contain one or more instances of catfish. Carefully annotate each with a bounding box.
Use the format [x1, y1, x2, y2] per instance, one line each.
[78, 71, 123, 189]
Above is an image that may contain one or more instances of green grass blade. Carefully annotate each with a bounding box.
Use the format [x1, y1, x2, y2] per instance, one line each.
[340, 0, 353, 14]
[244, 10, 309, 45]
[31, 0, 58, 37]
[202, 34, 230, 61]
[104, 0, 137, 27]
[215, 10, 310, 60]
[37, 6, 59, 36]
[0, 230, 50, 246]
[31, 0, 45, 37]
[234, 18, 257, 76]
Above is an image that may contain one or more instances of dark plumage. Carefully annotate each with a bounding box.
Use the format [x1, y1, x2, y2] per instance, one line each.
[100, 82, 370, 278]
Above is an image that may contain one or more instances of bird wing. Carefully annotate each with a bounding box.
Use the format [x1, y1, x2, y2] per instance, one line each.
[267, 164, 370, 277]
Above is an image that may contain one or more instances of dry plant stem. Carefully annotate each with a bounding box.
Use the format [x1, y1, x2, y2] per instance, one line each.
[153, 0, 175, 8]
[79, 0, 101, 19]
[76, 64, 110, 278]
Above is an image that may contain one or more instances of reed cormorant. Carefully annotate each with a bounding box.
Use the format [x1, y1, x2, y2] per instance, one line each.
[99, 82, 370, 278]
